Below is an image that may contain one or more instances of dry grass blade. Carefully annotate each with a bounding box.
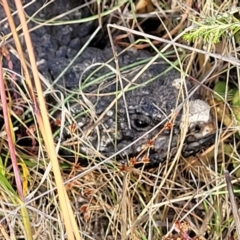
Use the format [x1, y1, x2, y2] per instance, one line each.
[0, 4, 33, 240]
[0, 7, 23, 201]
[108, 24, 240, 66]
[225, 170, 240, 240]
[13, 1, 82, 239]
[2, 0, 81, 239]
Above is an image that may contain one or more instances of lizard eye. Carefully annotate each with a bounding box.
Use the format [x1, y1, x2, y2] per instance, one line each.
[134, 119, 149, 128]
[131, 115, 152, 130]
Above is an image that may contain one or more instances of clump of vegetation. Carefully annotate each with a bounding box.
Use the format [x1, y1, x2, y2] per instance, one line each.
[1, 0, 240, 239]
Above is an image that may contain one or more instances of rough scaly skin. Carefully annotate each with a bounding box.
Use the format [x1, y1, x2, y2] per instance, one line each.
[52, 47, 216, 165]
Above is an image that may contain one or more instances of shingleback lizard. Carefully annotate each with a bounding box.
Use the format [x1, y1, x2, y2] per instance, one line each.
[43, 47, 216, 165]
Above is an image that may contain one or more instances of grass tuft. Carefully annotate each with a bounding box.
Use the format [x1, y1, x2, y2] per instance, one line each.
[0, 0, 240, 239]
